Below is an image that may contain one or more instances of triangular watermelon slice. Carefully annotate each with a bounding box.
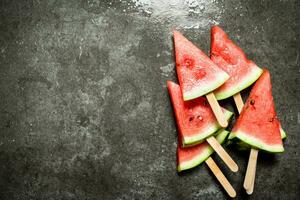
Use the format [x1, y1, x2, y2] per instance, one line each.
[231, 70, 284, 153]
[173, 31, 229, 101]
[210, 26, 263, 100]
[178, 129, 229, 172]
[167, 81, 233, 146]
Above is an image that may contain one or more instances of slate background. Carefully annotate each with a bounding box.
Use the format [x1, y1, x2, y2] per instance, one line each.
[0, 0, 299, 199]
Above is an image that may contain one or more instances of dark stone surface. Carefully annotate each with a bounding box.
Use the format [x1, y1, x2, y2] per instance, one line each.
[0, 0, 299, 199]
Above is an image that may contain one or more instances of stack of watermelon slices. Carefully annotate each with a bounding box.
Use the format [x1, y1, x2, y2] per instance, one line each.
[210, 26, 285, 194]
[169, 31, 236, 171]
[169, 29, 238, 197]
[167, 26, 286, 197]
[167, 81, 233, 171]
[167, 81, 233, 148]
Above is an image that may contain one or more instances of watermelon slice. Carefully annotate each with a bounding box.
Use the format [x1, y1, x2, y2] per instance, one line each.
[230, 70, 284, 153]
[173, 31, 229, 101]
[210, 26, 263, 100]
[178, 129, 229, 172]
[167, 81, 233, 146]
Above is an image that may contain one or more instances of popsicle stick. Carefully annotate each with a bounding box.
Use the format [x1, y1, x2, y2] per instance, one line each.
[246, 162, 256, 194]
[206, 136, 238, 172]
[233, 93, 244, 113]
[205, 157, 237, 198]
[243, 148, 258, 190]
[233, 93, 259, 192]
[206, 92, 228, 128]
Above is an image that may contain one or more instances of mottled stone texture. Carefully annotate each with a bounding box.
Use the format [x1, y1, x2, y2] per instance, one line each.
[0, 0, 299, 199]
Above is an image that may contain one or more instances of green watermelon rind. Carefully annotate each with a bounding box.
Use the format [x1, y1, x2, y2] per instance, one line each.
[178, 129, 229, 172]
[183, 72, 229, 101]
[235, 127, 287, 151]
[231, 130, 284, 153]
[214, 67, 263, 100]
[280, 127, 287, 139]
[236, 142, 251, 151]
[228, 131, 236, 140]
[182, 109, 233, 147]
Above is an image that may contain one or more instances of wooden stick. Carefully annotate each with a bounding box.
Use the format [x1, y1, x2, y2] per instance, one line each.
[205, 157, 237, 198]
[206, 92, 228, 128]
[233, 93, 259, 192]
[206, 136, 238, 172]
[243, 148, 258, 190]
[246, 161, 256, 195]
[233, 93, 244, 113]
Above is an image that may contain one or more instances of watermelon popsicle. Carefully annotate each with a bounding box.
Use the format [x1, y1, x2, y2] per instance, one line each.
[173, 32, 238, 172]
[210, 25, 261, 192]
[232, 90, 286, 195]
[167, 81, 238, 172]
[173, 30, 229, 128]
[210, 26, 287, 139]
[210, 26, 287, 141]
[178, 129, 236, 198]
[209, 26, 283, 193]
[210, 26, 263, 102]
[237, 125, 286, 195]
[230, 70, 284, 192]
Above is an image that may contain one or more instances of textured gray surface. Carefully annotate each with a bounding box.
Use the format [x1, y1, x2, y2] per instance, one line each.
[0, 0, 299, 199]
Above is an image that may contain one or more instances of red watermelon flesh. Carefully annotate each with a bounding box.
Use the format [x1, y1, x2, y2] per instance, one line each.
[231, 70, 284, 153]
[178, 129, 229, 172]
[167, 81, 232, 146]
[173, 31, 229, 101]
[211, 26, 263, 100]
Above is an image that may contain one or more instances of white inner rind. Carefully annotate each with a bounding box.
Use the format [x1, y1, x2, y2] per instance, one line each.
[178, 130, 228, 172]
[214, 67, 263, 100]
[232, 130, 284, 153]
[229, 123, 287, 141]
[183, 124, 218, 147]
[178, 149, 211, 172]
[182, 109, 233, 146]
[183, 72, 229, 101]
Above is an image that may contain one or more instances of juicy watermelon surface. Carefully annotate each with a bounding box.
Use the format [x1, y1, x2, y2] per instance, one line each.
[178, 129, 229, 172]
[231, 70, 284, 153]
[167, 81, 232, 146]
[211, 26, 263, 100]
[173, 31, 229, 101]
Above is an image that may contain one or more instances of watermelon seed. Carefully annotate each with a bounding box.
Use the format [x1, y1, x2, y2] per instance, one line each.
[186, 60, 191, 66]
[189, 116, 194, 121]
[269, 118, 274, 122]
[250, 99, 255, 105]
[197, 116, 203, 120]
